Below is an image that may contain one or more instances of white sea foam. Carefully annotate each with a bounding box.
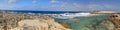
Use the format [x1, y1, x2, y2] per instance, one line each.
[44, 13, 101, 19]
[12, 12, 102, 19]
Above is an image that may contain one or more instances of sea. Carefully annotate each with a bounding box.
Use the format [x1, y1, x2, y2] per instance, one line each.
[3, 10, 113, 30]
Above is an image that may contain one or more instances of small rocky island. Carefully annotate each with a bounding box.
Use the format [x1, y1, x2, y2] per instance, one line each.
[0, 11, 71, 30]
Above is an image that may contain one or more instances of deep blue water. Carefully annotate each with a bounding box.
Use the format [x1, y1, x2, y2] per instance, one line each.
[2, 10, 88, 14]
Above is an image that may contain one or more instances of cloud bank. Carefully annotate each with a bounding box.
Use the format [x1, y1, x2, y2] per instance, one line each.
[48, 2, 116, 11]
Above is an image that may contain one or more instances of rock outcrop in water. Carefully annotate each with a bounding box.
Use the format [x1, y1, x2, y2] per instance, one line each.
[90, 11, 120, 30]
[0, 12, 71, 30]
[110, 14, 120, 30]
[102, 14, 120, 30]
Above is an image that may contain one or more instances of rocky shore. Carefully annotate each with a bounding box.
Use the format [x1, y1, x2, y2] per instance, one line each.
[110, 14, 120, 30]
[90, 11, 120, 30]
[102, 14, 120, 30]
[0, 11, 120, 30]
[0, 12, 71, 30]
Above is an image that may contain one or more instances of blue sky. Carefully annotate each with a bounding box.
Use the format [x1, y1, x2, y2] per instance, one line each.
[0, 0, 120, 11]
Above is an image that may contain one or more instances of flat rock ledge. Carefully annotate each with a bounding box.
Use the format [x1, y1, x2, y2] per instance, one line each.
[0, 12, 71, 30]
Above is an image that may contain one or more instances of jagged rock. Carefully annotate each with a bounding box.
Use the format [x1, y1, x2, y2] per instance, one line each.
[90, 11, 120, 30]
[101, 20, 115, 30]
[0, 12, 71, 30]
[110, 14, 120, 30]
[99, 14, 120, 30]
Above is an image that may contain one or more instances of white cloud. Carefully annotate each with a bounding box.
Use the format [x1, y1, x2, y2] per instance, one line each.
[0, 0, 118, 11]
[50, 0, 59, 4]
[87, 4, 105, 10]
[49, 3, 86, 11]
[87, 4, 116, 11]
[49, 2, 117, 11]
[8, 0, 17, 4]
[0, 0, 18, 9]
[59, 3, 86, 10]
[0, 5, 15, 10]
[103, 5, 115, 9]
[32, 0, 37, 4]
[0, 6, 5, 9]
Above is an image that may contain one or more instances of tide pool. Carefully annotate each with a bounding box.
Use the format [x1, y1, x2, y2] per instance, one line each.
[53, 14, 112, 30]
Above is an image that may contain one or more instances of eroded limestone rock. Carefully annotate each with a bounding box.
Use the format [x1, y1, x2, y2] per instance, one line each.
[0, 12, 71, 30]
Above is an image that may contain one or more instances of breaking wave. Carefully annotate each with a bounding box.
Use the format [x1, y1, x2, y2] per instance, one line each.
[44, 13, 101, 19]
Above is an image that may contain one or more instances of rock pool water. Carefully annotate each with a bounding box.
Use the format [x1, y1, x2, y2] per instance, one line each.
[52, 14, 112, 30]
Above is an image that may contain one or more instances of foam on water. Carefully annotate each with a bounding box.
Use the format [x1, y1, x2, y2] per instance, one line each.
[44, 13, 101, 19]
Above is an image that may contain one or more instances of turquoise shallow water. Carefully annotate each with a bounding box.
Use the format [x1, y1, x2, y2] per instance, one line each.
[53, 14, 110, 30]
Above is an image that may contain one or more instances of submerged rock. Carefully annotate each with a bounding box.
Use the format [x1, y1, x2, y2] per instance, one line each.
[0, 12, 71, 30]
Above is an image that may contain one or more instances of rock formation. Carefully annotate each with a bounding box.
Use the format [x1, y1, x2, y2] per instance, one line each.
[110, 14, 120, 30]
[0, 11, 120, 30]
[0, 12, 71, 30]
[101, 20, 115, 30]
[90, 11, 120, 30]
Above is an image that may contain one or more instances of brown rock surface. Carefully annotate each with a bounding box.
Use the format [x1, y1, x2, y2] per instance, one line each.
[90, 11, 120, 30]
[101, 20, 115, 30]
[110, 14, 120, 30]
[0, 12, 71, 30]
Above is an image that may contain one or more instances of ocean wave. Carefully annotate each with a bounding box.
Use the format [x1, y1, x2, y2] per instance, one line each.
[44, 13, 101, 19]
[9, 12, 102, 19]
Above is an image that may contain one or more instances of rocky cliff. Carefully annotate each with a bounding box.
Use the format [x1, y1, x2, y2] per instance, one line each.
[0, 12, 71, 30]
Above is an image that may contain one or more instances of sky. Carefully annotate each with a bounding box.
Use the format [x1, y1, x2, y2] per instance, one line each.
[0, 0, 120, 11]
